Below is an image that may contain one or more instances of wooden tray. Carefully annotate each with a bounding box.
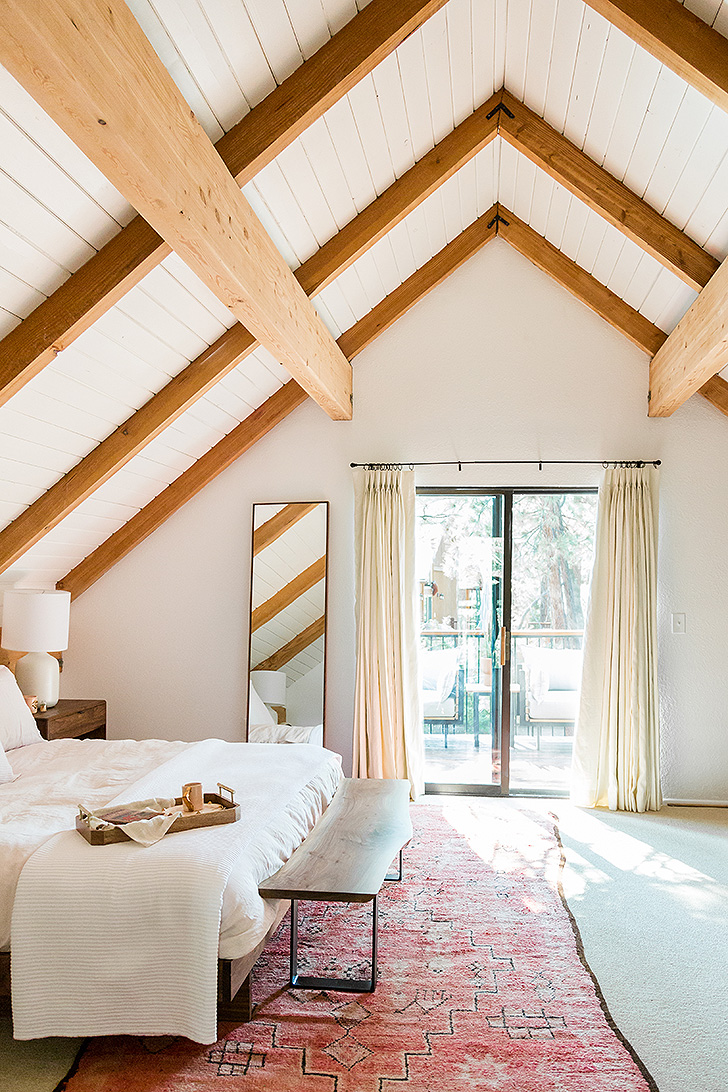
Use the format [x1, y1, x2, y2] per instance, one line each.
[76, 786, 241, 845]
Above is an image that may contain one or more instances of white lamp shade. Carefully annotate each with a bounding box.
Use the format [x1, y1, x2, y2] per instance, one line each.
[250, 669, 287, 705]
[1, 590, 71, 652]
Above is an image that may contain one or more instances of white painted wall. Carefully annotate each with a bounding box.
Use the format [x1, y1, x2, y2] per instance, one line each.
[62, 241, 728, 802]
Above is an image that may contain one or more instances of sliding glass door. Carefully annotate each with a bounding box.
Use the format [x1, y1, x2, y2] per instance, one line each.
[417, 489, 596, 796]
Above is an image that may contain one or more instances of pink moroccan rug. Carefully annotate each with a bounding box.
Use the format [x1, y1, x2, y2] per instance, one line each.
[59, 800, 657, 1091]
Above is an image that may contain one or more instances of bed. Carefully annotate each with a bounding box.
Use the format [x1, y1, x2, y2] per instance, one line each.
[0, 668, 342, 1043]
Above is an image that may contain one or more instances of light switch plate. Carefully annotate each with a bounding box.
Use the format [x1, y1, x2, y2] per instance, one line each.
[671, 613, 686, 634]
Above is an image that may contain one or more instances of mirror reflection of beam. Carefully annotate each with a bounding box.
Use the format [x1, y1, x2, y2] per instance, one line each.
[251, 556, 326, 632]
[254, 616, 326, 673]
[253, 503, 318, 556]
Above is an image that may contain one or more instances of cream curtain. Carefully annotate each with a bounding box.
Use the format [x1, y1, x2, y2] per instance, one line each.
[571, 465, 661, 812]
[352, 468, 424, 799]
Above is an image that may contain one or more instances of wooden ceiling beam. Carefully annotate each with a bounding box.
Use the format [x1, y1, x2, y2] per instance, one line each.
[583, 0, 728, 113]
[58, 208, 500, 599]
[254, 616, 326, 673]
[498, 90, 718, 291]
[0, 104, 502, 575]
[252, 557, 326, 632]
[0, 0, 351, 421]
[0, 0, 446, 410]
[699, 374, 728, 417]
[648, 255, 728, 416]
[253, 504, 319, 557]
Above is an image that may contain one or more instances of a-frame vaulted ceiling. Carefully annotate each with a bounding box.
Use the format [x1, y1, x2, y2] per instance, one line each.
[0, 0, 727, 600]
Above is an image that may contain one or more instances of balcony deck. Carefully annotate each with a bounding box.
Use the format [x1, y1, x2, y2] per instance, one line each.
[424, 730, 572, 793]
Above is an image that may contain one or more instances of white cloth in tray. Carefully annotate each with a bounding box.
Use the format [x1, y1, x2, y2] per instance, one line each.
[11, 738, 341, 1043]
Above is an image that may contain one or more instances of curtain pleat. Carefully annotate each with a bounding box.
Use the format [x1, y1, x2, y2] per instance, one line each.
[571, 466, 661, 812]
[352, 469, 424, 799]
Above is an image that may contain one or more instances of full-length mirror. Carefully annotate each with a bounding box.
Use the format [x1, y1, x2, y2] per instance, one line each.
[247, 502, 328, 745]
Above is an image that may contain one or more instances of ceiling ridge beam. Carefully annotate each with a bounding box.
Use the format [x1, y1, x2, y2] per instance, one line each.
[0, 105, 502, 576]
[583, 0, 728, 114]
[254, 616, 325, 673]
[251, 556, 326, 633]
[0, 0, 448, 408]
[57, 206, 500, 600]
[496, 204, 667, 355]
[253, 504, 319, 557]
[498, 89, 718, 291]
[648, 254, 728, 415]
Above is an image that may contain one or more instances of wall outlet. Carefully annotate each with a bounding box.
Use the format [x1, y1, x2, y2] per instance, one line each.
[671, 613, 686, 634]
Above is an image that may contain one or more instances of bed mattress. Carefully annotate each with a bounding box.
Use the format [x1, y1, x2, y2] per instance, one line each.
[0, 737, 342, 958]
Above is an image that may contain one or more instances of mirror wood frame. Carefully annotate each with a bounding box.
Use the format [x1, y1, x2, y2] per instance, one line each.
[246, 501, 329, 745]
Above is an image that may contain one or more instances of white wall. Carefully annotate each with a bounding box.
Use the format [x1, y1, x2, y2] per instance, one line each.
[62, 240, 728, 802]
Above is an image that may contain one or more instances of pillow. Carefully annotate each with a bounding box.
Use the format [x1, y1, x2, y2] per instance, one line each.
[0, 665, 43, 750]
[248, 680, 276, 727]
[248, 723, 315, 744]
[0, 741, 14, 783]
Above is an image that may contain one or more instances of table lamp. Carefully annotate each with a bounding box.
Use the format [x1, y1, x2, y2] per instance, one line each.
[1, 589, 71, 707]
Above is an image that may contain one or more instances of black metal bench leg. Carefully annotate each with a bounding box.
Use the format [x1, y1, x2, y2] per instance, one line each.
[289, 896, 378, 993]
[384, 847, 403, 881]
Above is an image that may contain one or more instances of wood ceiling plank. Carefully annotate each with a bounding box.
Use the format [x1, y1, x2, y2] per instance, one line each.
[583, 0, 728, 113]
[0, 0, 352, 421]
[253, 504, 319, 557]
[251, 556, 327, 632]
[254, 616, 326, 673]
[648, 256, 728, 415]
[498, 90, 719, 292]
[497, 206, 669, 356]
[0, 0, 447, 409]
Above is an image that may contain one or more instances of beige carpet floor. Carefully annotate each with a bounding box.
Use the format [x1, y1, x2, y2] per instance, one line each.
[1, 800, 725, 1092]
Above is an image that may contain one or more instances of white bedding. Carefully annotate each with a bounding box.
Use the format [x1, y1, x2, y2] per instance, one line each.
[1, 737, 341, 959]
[10, 738, 342, 1043]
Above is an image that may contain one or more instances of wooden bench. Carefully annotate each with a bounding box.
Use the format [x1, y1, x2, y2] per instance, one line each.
[259, 777, 412, 993]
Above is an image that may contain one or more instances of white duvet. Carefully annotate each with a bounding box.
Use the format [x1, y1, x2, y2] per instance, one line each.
[0, 737, 341, 957]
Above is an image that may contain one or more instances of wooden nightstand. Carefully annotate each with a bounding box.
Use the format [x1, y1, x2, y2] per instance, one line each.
[33, 699, 106, 741]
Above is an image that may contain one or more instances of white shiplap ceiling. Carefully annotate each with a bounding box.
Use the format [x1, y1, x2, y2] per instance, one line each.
[0, 0, 727, 592]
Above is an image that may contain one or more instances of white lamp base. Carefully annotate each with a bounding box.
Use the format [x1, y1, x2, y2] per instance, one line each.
[15, 651, 60, 707]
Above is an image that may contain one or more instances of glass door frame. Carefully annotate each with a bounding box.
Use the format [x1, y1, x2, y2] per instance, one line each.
[418, 486, 597, 798]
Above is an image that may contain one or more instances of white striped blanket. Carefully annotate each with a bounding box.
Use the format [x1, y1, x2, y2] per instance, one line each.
[11, 739, 341, 1043]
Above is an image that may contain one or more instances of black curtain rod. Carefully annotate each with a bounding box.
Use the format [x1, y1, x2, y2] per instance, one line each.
[350, 459, 661, 470]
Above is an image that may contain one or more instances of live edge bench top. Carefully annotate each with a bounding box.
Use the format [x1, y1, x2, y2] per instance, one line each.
[259, 778, 412, 903]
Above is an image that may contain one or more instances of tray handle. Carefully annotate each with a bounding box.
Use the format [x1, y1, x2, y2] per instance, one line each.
[217, 782, 236, 805]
